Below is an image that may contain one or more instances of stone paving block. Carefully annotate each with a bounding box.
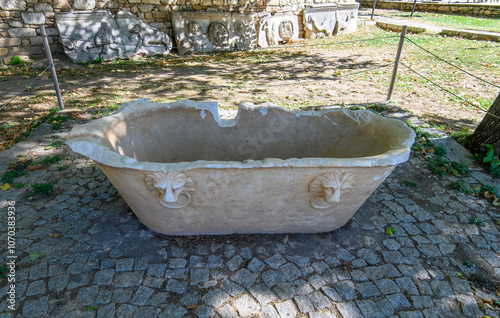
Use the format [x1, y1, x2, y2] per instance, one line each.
[334, 281, 356, 300]
[357, 248, 381, 265]
[165, 279, 187, 294]
[422, 307, 441, 318]
[311, 261, 329, 274]
[294, 295, 315, 313]
[249, 283, 278, 306]
[324, 256, 341, 267]
[22, 296, 48, 318]
[456, 294, 483, 317]
[48, 274, 69, 293]
[158, 304, 188, 317]
[29, 262, 48, 281]
[132, 306, 161, 318]
[273, 282, 297, 300]
[395, 277, 420, 296]
[97, 303, 115, 318]
[233, 294, 261, 317]
[336, 301, 362, 318]
[143, 277, 164, 289]
[169, 258, 188, 269]
[308, 291, 331, 310]
[227, 255, 244, 271]
[180, 290, 201, 307]
[116, 258, 134, 271]
[190, 268, 210, 285]
[279, 262, 302, 282]
[114, 271, 143, 288]
[398, 311, 425, 318]
[357, 281, 381, 298]
[217, 304, 238, 318]
[116, 304, 137, 317]
[239, 247, 252, 259]
[94, 269, 115, 286]
[307, 274, 327, 290]
[95, 288, 113, 304]
[147, 264, 167, 277]
[130, 286, 154, 305]
[386, 293, 411, 310]
[335, 248, 356, 262]
[449, 277, 473, 295]
[260, 304, 280, 318]
[265, 254, 287, 269]
[202, 289, 230, 308]
[292, 279, 314, 296]
[322, 269, 340, 283]
[224, 245, 236, 258]
[411, 295, 434, 309]
[375, 278, 401, 295]
[230, 269, 258, 288]
[76, 285, 99, 303]
[165, 269, 188, 279]
[220, 278, 245, 297]
[262, 270, 286, 288]
[112, 288, 133, 303]
[247, 258, 265, 273]
[430, 280, 453, 298]
[275, 300, 298, 318]
[373, 297, 395, 316]
[67, 274, 90, 290]
[26, 280, 46, 297]
[207, 255, 224, 269]
[194, 305, 215, 318]
[417, 244, 442, 258]
[356, 299, 382, 318]
[190, 255, 205, 268]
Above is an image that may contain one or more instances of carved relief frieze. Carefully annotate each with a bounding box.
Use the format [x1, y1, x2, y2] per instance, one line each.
[309, 171, 356, 209]
[55, 9, 172, 63]
[145, 171, 194, 209]
[172, 12, 256, 54]
[257, 14, 299, 48]
[303, 4, 359, 39]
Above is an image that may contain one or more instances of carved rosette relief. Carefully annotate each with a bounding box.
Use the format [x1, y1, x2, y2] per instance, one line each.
[208, 22, 229, 47]
[278, 20, 294, 42]
[145, 172, 194, 209]
[309, 171, 356, 209]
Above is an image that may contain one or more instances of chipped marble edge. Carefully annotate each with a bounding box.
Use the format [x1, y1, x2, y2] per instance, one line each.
[66, 98, 416, 172]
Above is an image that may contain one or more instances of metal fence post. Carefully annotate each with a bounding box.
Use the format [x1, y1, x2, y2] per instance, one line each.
[387, 25, 407, 101]
[371, 0, 378, 20]
[40, 24, 64, 110]
[410, 0, 418, 17]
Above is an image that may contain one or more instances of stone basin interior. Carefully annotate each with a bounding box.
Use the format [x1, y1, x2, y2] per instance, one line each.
[102, 106, 401, 163]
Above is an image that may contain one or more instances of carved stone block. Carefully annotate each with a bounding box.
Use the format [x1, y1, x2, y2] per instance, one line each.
[256, 14, 299, 48]
[172, 12, 257, 54]
[303, 3, 359, 39]
[55, 9, 172, 63]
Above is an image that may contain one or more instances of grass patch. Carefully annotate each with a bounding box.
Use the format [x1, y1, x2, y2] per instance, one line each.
[29, 183, 53, 197]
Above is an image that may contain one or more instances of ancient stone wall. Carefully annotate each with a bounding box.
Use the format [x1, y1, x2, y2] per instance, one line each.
[0, 0, 353, 59]
[358, 0, 500, 17]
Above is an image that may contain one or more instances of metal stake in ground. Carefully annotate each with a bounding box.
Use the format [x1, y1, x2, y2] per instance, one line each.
[371, 0, 378, 20]
[387, 25, 407, 101]
[40, 24, 64, 110]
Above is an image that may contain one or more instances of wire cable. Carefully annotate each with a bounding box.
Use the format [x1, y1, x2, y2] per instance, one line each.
[405, 36, 500, 89]
[400, 62, 500, 121]
[0, 65, 52, 111]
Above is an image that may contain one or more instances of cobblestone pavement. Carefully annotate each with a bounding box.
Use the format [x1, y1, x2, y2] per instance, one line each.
[1, 106, 499, 318]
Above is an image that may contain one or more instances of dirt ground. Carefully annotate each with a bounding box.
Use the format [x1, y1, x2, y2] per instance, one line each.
[0, 21, 496, 153]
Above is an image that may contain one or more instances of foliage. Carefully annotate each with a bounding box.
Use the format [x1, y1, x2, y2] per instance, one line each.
[427, 156, 471, 177]
[1, 170, 28, 184]
[477, 144, 500, 177]
[469, 217, 485, 226]
[43, 155, 61, 166]
[0, 265, 7, 278]
[449, 128, 471, 145]
[29, 183, 53, 197]
[45, 140, 64, 150]
[403, 180, 418, 187]
[90, 55, 105, 64]
[386, 227, 397, 236]
[7, 56, 25, 66]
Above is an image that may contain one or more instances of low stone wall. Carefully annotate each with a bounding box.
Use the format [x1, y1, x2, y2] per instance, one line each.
[358, 0, 500, 17]
[0, 0, 353, 59]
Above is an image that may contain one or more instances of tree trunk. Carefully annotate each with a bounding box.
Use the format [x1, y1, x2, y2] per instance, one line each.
[466, 91, 500, 155]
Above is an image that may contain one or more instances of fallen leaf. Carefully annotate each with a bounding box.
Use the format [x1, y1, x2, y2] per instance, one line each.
[28, 252, 40, 262]
[386, 227, 397, 236]
[26, 165, 41, 171]
[49, 233, 60, 238]
[1, 183, 11, 191]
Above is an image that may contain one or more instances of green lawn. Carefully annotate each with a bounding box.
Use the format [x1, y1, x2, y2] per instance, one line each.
[411, 12, 500, 33]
